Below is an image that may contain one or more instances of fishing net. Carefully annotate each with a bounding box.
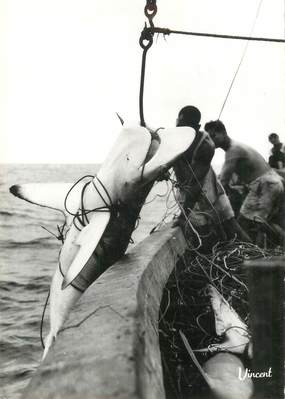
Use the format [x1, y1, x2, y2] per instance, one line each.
[159, 240, 285, 399]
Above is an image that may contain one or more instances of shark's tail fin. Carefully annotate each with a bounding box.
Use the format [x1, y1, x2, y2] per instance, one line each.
[179, 330, 212, 387]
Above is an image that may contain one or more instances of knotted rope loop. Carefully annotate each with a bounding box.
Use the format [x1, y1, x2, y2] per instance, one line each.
[139, 26, 154, 50]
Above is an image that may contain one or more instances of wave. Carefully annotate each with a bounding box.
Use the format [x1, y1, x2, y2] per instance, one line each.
[25, 281, 50, 291]
[0, 280, 27, 291]
[0, 363, 37, 380]
[0, 221, 60, 230]
[1, 236, 60, 249]
[0, 210, 39, 219]
[0, 339, 38, 358]
[0, 208, 64, 222]
[1, 164, 101, 399]
[0, 278, 50, 293]
[0, 211, 16, 217]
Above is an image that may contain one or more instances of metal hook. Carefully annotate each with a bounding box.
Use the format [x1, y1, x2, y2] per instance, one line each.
[144, 2, 157, 28]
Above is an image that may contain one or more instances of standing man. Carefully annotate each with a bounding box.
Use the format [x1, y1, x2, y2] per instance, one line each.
[174, 106, 215, 216]
[268, 133, 285, 170]
[205, 120, 284, 245]
[173, 106, 250, 243]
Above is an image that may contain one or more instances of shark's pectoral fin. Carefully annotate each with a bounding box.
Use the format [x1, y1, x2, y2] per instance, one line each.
[61, 211, 111, 289]
[9, 182, 84, 216]
[140, 126, 195, 181]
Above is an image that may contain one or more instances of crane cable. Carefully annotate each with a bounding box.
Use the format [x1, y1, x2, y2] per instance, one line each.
[218, 0, 264, 118]
[139, 1, 157, 127]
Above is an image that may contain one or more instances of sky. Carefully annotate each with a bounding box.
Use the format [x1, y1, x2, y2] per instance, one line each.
[1, 0, 285, 165]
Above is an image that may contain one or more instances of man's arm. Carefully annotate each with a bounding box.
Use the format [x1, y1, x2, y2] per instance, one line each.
[180, 139, 215, 212]
[220, 150, 240, 189]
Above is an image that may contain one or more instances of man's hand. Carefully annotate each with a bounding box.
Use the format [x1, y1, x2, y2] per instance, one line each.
[157, 167, 171, 182]
[172, 214, 187, 229]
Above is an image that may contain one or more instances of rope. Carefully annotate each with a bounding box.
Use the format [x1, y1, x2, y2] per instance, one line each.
[283, 0, 285, 150]
[64, 175, 94, 218]
[40, 223, 66, 243]
[92, 176, 114, 210]
[64, 175, 113, 232]
[40, 290, 50, 349]
[218, 0, 264, 118]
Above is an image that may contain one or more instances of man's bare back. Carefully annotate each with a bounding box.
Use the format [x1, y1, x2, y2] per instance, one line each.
[221, 140, 270, 186]
[205, 120, 284, 245]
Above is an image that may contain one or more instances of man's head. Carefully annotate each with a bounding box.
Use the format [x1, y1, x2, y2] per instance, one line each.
[268, 133, 280, 145]
[204, 120, 228, 148]
[176, 105, 201, 131]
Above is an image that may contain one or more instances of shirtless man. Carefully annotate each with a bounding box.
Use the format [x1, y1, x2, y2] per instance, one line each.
[268, 133, 285, 170]
[174, 106, 215, 214]
[173, 106, 250, 243]
[204, 120, 284, 244]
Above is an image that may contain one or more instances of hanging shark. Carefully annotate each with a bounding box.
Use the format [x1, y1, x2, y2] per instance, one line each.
[10, 125, 195, 359]
[180, 330, 253, 399]
[179, 286, 253, 398]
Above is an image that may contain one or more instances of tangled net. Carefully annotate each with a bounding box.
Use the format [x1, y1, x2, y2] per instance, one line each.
[159, 240, 284, 399]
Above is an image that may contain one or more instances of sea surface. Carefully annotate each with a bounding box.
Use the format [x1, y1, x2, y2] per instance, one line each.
[0, 164, 175, 399]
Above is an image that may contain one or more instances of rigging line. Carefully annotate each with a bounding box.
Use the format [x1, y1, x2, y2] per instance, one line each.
[283, 0, 285, 40]
[218, 0, 264, 118]
[148, 26, 285, 43]
[40, 290, 50, 349]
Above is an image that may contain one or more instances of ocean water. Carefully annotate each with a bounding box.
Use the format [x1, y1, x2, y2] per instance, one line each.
[0, 164, 174, 399]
